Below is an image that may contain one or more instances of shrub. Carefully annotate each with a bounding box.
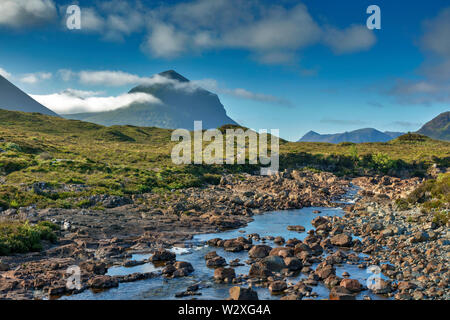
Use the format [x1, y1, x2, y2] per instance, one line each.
[0, 220, 58, 255]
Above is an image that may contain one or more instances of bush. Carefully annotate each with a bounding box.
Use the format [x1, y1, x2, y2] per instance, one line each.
[0, 220, 58, 255]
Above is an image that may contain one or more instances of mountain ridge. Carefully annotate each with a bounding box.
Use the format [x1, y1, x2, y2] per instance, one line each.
[298, 128, 404, 143]
[0, 75, 59, 117]
[417, 111, 450, 141]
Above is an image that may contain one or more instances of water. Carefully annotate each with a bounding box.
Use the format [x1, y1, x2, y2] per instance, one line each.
[61, 196, 390, 300]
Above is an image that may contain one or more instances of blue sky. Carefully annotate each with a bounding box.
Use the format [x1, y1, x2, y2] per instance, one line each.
[0, 0, 449, 141]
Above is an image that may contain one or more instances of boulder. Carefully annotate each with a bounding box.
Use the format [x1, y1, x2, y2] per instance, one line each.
[150, 249, 176, 262]
[329, 286, 356, 300]
[229, 286, 259, 300]
[284, 257, 303, 271]
[206, 256, 227, 267]
[248, 262, 273, 278]
[87, 276, 119, 289]
[269, 281, 287, 293]
[287, 225, 305, 232]
[340, 279, 362, 292]
[261, 256, 286, 272]
[330, 234, 353, 247]
[214, 267, 236, 282]
[248, 245, 272, 258]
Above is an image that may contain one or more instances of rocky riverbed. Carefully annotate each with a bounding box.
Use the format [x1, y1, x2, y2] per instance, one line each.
[0, 170, 448, 300]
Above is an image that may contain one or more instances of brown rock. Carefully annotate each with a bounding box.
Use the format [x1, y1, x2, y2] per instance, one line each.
[229, 286, 259, 300]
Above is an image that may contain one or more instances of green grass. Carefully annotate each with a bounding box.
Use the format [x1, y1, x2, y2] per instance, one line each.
[0, 220, 58, 255]
[0, 109, 449, 210]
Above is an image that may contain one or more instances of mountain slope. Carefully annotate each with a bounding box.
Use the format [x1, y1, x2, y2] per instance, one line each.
[66, 70, 237, 130]
[417, 111, 450, 141]
[298, 128, 404, 143]
[0, 75, 59, 117]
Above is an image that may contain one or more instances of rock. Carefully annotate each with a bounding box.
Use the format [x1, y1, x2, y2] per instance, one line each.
[88, 276, 119, 289]
[284, 257, 303, 271]
[174, 261, 194, 273]
[248, 262, 273, 278]
[274, 236, 285, 244]
[206, 256, 227, 267]
[248, 245, 272, 258]
[312, 216, 329, 228]
[261, 255, 286, 272]
[315, 264, 335, 280]
[397, 281, 417, 291]
[330, 233, 353, 247]
[0, 262, 10, 272]
[340, 279, 362, 292]
[229, 286, 259, 300]
[329, 286, 356, 300]
[204, 251, 218, 260]
[214, 267, 236, 282]
[80, 261, 107, 275]
[368, 278, 391, 294]
[269, 281, 287, 293]
[409, 231, 429, 243]
[150, 249, 176, 262]
[287, 225, 305, 232]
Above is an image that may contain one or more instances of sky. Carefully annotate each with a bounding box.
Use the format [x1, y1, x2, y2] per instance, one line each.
[0, 0, 449, 141]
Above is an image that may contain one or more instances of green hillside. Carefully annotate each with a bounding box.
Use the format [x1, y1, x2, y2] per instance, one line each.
[0, 109, 449, 210]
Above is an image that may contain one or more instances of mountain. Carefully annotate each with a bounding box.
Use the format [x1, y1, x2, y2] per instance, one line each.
[417, 111, 450, 141]
[298, 128, 404, 143]
[65, 70, 238, 130]
[0, 75, 59, 116]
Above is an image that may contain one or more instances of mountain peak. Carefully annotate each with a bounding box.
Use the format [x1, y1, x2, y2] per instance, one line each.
[158, 70, 190, 83]
[0, 74, 59, 117]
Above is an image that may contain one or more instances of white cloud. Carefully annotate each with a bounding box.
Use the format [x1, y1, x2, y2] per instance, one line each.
[139, 1, 374, 63]
[0, 0, 57, 28]
[143, 23, 188, 58]
[31, 90, 162, 114]
[20, 72, 52, 84]
[323, 25, 376, 54]
[55, 68, 291, 106]
[0, 67, 12, 79]
[193, 78, 292, 106]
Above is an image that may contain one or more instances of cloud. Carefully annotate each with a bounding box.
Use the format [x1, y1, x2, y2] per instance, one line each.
[193, 79, 292, 106]
[388, 7, 450, 105]
[320, 118, 367, 126]
[62, 1, 147, 41]
[389, 121, 422, 129]
[0, 0, 57, 28]
[54, 0, 375, 65]
[140, 1, 373, 63]
[322, 25, 376, 54]
[56, 68, 291, 106]
[31, 90, 162, 114]
[19, 72, 52, 84]
[0, 67, 12, 79]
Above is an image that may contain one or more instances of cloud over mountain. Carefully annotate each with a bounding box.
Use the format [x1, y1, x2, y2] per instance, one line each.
[31, 90, 161, 114]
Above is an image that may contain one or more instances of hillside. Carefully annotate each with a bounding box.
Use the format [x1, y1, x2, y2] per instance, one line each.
[417, 111, 450, 141]
[0, 75, 59, 117]
[298, 128, 404, 143]
[65, 70, 237, 130]
[0, 110, 449, 209]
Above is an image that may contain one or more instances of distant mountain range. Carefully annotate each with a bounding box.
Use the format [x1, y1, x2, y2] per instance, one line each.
[298, 128, 404, 143]
[0, 75, 59, 117]
[417, 111, 450, 141]
[65, 70, 238, 130]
